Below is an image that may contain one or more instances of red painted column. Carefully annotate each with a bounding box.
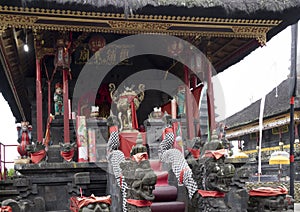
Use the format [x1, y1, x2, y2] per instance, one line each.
[191, 74, 197, 90]
[63, 69, 70, 143]
[36, 59, 43, 142]
[47, 81, 51, 116]
[184, 66, 194, 139]
[207, 61, 216, 133]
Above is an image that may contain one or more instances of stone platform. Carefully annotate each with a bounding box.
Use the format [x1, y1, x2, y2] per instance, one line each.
[4, 162, 109, 211]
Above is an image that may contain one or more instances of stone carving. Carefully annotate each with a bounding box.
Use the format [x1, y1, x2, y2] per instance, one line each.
[226, 166, 251, 212]
[107, 131, 156, 212]
[26, 141, 47, 164]
[120, 159, 156, 212]
[16, 121, 32, 158]
[70, 194, 111, 212]
[109, 83, 145, 131]
[1, 197, 46, 212]
[60, 142, 76, 162]
[248, 186, 291, 212]
[188, 132, 235, 211]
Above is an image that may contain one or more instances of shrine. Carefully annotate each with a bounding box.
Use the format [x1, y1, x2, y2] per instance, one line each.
[0, 0, 299, 211]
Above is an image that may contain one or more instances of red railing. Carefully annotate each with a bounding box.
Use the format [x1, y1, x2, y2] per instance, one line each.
[0, 142, 17, 181]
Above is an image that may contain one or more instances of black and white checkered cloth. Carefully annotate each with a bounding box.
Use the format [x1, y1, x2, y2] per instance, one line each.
[161, 149, 198, 199]
[107, 129, 120, 153]
[108, 150, 128, 212]
[158, 128, 174, 159]
[119, 176, 128, 212]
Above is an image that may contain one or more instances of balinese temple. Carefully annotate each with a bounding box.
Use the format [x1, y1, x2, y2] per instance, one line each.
[0, 0, 299, 211]
[225, 53, 300, 179]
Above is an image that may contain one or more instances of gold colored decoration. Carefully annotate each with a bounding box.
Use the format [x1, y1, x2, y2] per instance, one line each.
[0, 24, 7, 36]
[231, 26, 271, 45]
[0, 6, 282, 42]
[108, 20, 172, 31]
[0, 14, 38, 28]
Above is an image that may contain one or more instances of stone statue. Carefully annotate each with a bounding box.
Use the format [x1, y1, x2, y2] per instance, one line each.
[60, 142, 76, 162]
[175, 85, 186, 117]
[107, 132, 156, 212]
[26, 141, 47, 164]
[16, 121, 32, 158]
[109, 83, 145, 131]
[54, 82, 64, 116]
[188, 132, 235, 211]
[248, 186, 291, 212]
[70, 194, 111, 212]
[1, 197, 46, 212]
[225, 166, 251, 212]
[120, 135, 157, 212]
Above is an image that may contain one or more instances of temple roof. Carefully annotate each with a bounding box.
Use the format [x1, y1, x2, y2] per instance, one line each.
[16, 0, 300, 17]
[225, 74, 300, 130]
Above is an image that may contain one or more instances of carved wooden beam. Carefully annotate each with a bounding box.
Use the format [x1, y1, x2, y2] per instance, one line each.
[0, 6, 281, 46]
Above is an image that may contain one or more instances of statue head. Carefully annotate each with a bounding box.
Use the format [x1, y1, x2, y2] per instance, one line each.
[26, 141, 46, 154]
[20, 121, 30, 132]
[55, 83, 63, 95]
[81, 202, 110, 212]
[131, 160, 157, 201]
[59, 142, 76, 152]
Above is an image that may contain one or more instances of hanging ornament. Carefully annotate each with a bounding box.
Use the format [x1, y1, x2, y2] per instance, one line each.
[88, 35, 106, 53]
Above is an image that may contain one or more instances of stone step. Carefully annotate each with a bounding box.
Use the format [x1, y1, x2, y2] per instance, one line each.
[151, 201, 185, 212]
[47, 210, 69, 212]
[153, 185, 177, 202]
[0, 190, 19, 195]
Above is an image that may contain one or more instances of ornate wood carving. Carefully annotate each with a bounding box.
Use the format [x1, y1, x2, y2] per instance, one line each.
[0, 6, 281, 45]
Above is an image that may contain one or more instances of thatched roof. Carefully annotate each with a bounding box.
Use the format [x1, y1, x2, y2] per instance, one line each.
[3, 0, 296, 20]
[19, 0, 299, 13]
[225, 76, 300, 129]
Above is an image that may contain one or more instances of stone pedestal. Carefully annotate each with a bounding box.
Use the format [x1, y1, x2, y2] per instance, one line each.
[50, 118, 76, 144]
[86, 118, 108, 162]
[47, 145, 63, 163]
[13, 162, 108, 211]
[145, 120, 164, 159]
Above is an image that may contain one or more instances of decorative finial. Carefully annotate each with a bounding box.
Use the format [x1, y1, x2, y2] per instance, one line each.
[210, 130, 219, 142]
[130, 133, 147, 156]
[136, 133, 143, 145]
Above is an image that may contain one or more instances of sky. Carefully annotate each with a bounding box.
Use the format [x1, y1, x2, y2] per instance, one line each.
[213, 23, 296, 121]
[0, 21, 299, 170]
[0, 94, 18, 169]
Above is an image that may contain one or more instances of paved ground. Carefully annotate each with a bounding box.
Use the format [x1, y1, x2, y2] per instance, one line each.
[295, 203, 300, 211]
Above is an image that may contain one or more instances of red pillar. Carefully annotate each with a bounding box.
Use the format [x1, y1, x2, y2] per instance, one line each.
[47, 81, 51, 116]
[36, 59, 43, 142]
[63, 69, 70, 143]
[207, 62, 216, 133]
[184, 66, 194, 139]
[191, 74, 197, 90]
